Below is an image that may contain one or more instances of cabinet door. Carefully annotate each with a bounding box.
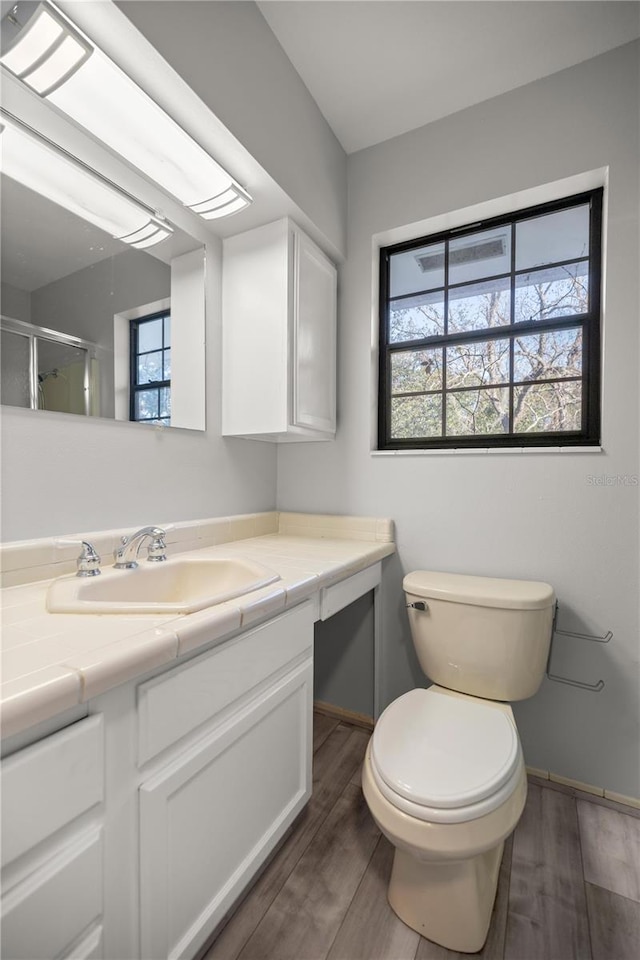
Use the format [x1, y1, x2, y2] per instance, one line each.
[1, 829, 103, 960]
[139, 660, 313, 960]
[292, 229, 337, 434]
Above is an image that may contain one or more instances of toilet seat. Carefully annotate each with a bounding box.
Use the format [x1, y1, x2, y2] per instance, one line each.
[370, 687, 523, 824]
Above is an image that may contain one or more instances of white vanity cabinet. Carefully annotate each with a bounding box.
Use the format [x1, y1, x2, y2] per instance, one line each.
[222, 218, 337, 441]
[0, 715, 105, 960]
[137, 601, 314, 959]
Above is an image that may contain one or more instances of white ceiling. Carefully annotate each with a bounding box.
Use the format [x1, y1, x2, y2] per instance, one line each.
[258, 0, 640, 154]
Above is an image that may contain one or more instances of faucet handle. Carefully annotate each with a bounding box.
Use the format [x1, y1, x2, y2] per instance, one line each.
[76, 541, 101, 577]
[147, 535, 168, 563]
[54, 538, 102, 577]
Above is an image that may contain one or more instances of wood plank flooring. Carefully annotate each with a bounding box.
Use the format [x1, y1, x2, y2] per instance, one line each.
[201, 713, 640, 960]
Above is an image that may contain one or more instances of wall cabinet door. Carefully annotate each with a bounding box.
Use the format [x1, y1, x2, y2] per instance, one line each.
[139, 660, 313, 960]
[292, 228, 337, 434]
[223, 217, 337, 441]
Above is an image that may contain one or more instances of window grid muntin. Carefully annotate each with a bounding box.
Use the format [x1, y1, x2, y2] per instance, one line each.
[130, 310, 171, 425]
[379, 190, 602, 449]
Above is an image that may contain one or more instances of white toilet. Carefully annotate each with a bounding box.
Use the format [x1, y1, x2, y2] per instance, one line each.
[362, 570, 555, 953]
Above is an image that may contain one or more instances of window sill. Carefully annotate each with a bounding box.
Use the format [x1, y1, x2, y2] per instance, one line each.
[371, 446, 604, 457]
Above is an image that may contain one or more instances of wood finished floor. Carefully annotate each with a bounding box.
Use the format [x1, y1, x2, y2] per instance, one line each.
[202, 712, 640, 960]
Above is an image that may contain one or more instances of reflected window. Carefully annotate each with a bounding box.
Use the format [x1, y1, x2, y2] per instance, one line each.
[130, 310, 171, 425]
[378, 190, 603, 449]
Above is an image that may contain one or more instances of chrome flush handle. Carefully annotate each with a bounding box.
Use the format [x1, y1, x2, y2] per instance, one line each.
[406, 600, 428, 611]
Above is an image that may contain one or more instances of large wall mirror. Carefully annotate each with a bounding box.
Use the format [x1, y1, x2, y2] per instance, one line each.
[1, 161, 206, 430]
[0, 1, 209, 433]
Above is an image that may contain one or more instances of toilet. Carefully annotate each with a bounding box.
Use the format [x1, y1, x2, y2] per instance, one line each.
[362, 570, 555, 953]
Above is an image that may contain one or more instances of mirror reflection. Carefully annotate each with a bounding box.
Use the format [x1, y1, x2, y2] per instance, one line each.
[1, 135, 206, 430]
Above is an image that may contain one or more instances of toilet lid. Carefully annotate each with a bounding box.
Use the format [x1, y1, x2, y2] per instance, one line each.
[371, 688, 520, 810]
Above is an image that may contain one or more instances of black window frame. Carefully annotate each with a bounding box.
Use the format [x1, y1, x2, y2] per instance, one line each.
[378, 189, 603, 450]
[129, 310, 171, 425]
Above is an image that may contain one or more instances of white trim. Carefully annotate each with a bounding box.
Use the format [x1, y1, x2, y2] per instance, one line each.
[371, 447, 604, 457]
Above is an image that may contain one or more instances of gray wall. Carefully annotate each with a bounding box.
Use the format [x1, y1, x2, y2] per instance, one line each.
[314, 593, 375, 718]
[277, 43, 640, 798]
[1, 282, 31, 323]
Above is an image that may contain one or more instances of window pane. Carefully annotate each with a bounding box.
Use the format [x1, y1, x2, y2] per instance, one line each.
[137, 318, 163, 353]
[391, 348, 443, 394]
[513, 381, 582, 433]
[137, 350, 163, 385]
[389, 291, 445, 343]
[390, 241, 445, 297]
[391, 395, 442, 439]
[514, 261, 588, 323]
[516, 204, 589, 271]
[514, 328, 582, 382]
[135, 389, 159, 420]
[446, 338, 510, 388]
[159, 387, 171, 419]
[163, 348, 171, 380]
[449, 227, 511, 285]
[448, 276, 511, 333]
[446, 388, 509, 436]
[163, 314, 171, 343]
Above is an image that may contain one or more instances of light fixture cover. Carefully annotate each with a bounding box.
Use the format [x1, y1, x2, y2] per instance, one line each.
[0, 1, 253, 219]
[0, 117, 173, 247]
[0, 1, 91, 96]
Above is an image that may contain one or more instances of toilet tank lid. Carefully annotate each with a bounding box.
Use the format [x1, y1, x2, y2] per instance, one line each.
[403, 571, 555, 610]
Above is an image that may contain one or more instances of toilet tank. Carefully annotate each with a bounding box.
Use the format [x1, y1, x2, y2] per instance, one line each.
[403, 571, 555, 702]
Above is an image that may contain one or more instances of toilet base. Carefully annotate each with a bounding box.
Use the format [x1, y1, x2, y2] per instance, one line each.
[387, 841, 504, 953]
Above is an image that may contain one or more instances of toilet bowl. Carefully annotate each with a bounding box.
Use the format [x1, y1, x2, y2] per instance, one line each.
[360, 570, 554, 953]
[362, 685, 527, 953]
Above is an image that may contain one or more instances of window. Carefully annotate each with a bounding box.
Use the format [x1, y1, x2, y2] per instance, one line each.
[130, 310, 171, 425]
[378, 190, 603, 449]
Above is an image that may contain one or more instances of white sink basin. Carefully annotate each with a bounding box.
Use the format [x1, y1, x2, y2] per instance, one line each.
[46, 556, 281, 615]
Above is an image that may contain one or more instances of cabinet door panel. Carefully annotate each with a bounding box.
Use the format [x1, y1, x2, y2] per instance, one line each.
[61, 924, 103, 960]
[138, 602, 313, 764]
[1, 715, 103, 867]
[1, 829, 102, 960]
[292, 229, 337, 433]
[140, 661, 312, 960]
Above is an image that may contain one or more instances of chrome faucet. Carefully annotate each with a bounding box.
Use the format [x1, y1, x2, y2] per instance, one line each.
[113, 526, 167, 569]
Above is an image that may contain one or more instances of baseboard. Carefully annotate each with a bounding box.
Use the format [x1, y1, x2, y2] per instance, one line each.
[526, 767, 640, 814]
[313, 700, 374, 731]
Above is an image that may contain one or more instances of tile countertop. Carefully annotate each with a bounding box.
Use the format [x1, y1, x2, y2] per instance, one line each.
[0, 516, 395, 740]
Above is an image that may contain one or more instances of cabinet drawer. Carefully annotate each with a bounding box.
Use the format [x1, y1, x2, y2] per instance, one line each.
[1, 715, 103, 867]
[1, 829, 103, 960]
[319, 564, 381, 620]
[138, 601, 314, 764]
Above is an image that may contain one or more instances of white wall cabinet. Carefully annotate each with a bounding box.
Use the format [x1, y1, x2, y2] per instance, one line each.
[222, 218, 337, 441]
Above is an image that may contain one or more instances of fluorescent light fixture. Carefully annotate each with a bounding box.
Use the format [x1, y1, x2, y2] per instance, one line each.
[0, 1, 91, 95]
[0, 117, 172, 247]
[0, 1, 253, 219]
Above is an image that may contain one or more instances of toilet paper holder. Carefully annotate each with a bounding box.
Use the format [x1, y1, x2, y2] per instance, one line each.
[546, 602, 612, 692]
